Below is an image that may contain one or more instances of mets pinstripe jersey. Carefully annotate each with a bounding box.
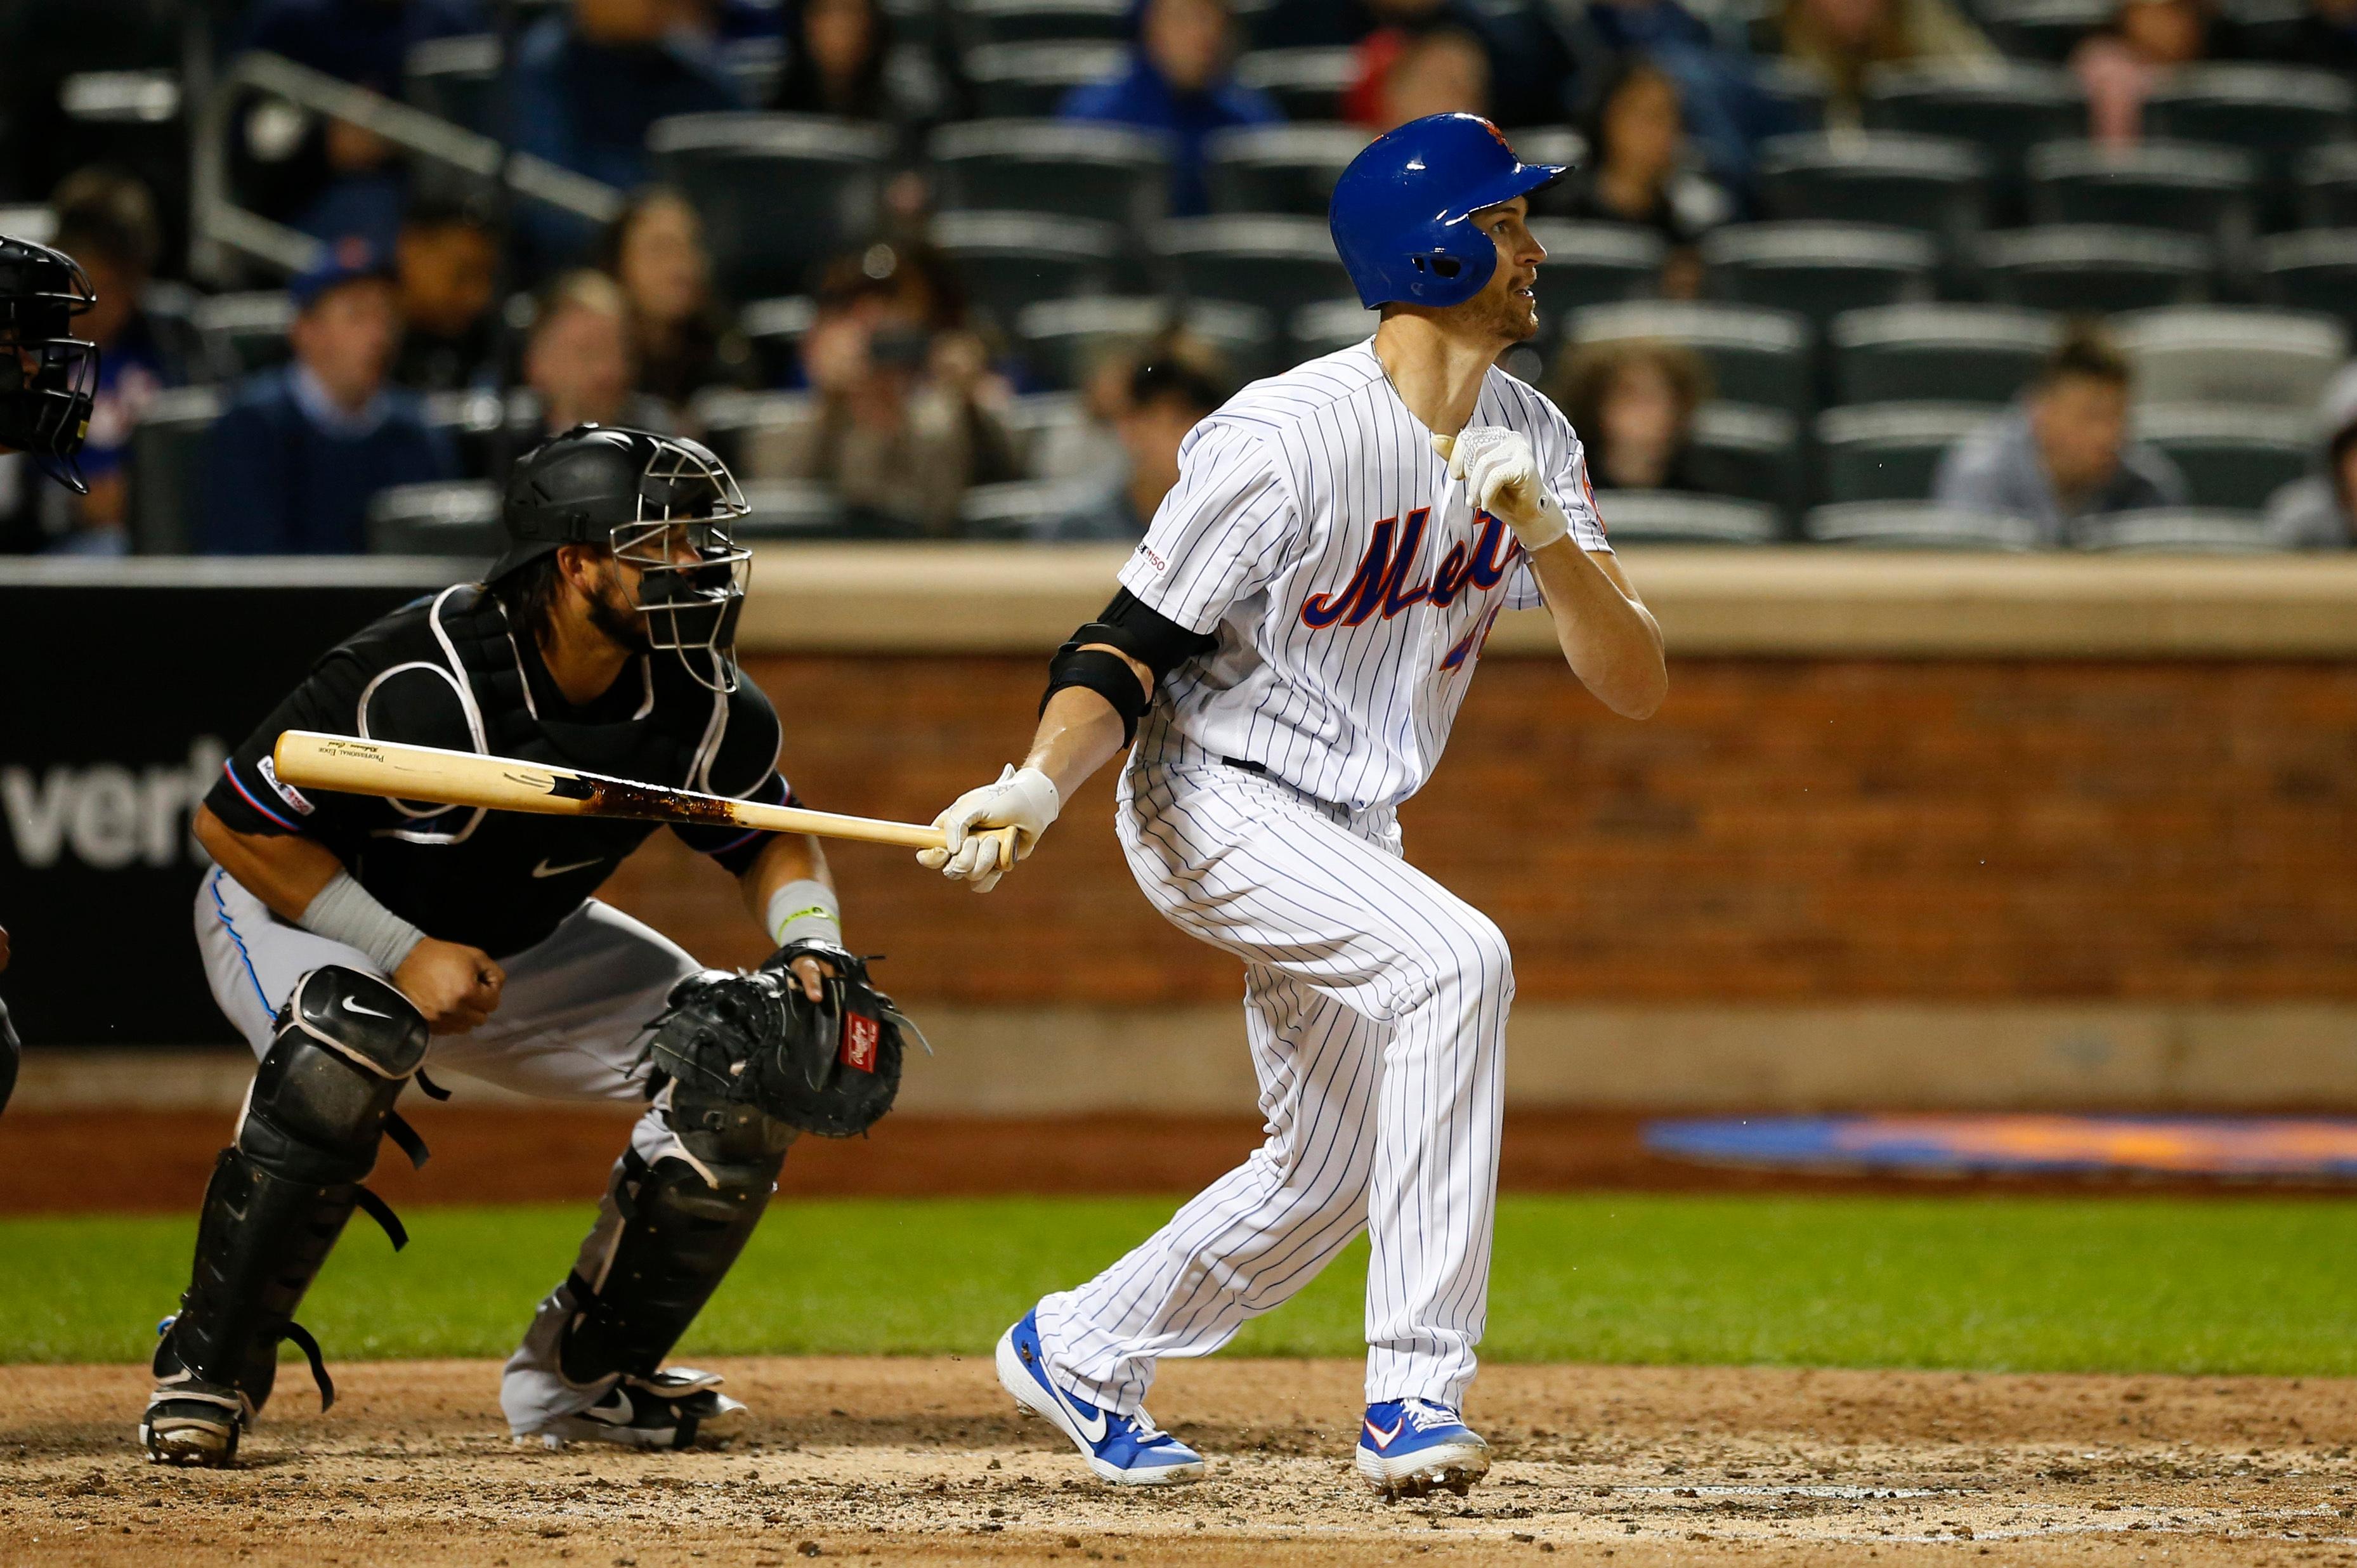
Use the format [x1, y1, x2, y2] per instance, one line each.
[1115, 339, 1609, 813]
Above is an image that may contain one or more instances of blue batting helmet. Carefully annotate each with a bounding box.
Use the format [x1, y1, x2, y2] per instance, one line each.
[1328, 114, 1569, 310]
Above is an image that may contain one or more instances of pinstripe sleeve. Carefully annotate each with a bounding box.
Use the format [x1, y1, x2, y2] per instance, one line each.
[1116, 421, 1296, 634]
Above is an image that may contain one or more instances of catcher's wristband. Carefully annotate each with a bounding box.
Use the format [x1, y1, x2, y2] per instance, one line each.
[302, 870, 428, 974]
[765, 879, 842, 948]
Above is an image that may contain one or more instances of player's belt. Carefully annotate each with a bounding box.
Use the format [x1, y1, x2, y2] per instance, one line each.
[1220, 757, 1267, 776]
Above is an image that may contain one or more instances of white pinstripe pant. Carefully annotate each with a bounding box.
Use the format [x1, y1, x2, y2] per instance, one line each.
[1034, 747, 1514, 1413]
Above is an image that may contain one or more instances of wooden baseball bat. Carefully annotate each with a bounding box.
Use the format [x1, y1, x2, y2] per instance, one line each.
[270, 730, 1015, 858]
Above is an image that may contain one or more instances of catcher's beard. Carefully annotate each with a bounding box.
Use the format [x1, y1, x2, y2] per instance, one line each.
[586, 559, 655, 656]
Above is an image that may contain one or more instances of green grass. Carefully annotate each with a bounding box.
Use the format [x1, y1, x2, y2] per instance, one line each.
[10, 1193, 2356, 1375]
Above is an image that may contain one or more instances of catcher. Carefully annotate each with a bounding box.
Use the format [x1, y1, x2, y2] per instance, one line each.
[143, 425, 918, 1466]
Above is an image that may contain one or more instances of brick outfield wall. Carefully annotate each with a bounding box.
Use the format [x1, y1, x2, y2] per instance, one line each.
[597, 655, 2357, 1005]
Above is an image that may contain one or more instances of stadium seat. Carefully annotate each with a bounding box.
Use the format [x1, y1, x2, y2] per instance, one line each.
[1860, 63, 2086, 189]
[1815, 403, 1992, 504]
[952, 0, 1132, 46]
[1701, 223, 1937, 327]
[1289, 298, 1378, 361]
[2071, 507, 2276, 552]
[1829, 304, 2056, 405]
[963, 42, 1127, 119]
[404, 34, 496, 134]
[128, 386, 222, 554]
[958, 478, 1105, 539]
[193, 291, 296, 380]
[1687, 403, 1805, 516]
[1754, 59, 1831, 133]
[1526, 221, 1666, 316]
[2142, 65, 2356, 190]
[689, 389, 816, 477]
[2112, 307, 2348, 409]
[1976, 0, 2109, 61]
[0, 206, 55, 245]
[2133, 405, 2313, 511]
[1232, 48, 1355, 122]
[929, 210, 1124, 325]
[1000, 391, 1087, 474]
[739, 479, 864, 539]
[1206, 124, 1370, 217]
[648, 115, 892, 300]
[1015, 295, 1278, 388]
[422, 388, 541, 481]
[1978, 226, 2211, 313]
[931, 120, 1172, 233]
[1754, 133, 1987, 249]
[367, 481, 503, 559]
[1805, 501, 2042, 549]
[2025, 141, 2256, 249]
[2256, 231, 2357, 329]
[741, 296, 817, 387]
[2297, 142, 2357, 230]
[1588, 492, 1782, 544]
[1512, 127, 1589, 173]
[1567, 301, 1815, 419]
[1154, 216, 1355, 320]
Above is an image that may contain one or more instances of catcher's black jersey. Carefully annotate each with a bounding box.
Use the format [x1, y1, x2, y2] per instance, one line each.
[206, 583, 788, 960]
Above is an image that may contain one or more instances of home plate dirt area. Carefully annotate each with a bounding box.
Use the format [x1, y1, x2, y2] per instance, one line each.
[8, 1358, 2354, 1567]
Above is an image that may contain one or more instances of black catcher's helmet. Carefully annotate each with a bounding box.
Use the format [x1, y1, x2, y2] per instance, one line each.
[495, 424, 754, 692]
[0, 235, 100, 494]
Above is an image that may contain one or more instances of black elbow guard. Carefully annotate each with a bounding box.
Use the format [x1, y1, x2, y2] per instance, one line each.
[1041, 590, 1217, 745]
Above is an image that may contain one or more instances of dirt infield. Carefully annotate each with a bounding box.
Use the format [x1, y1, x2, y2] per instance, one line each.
[8, 1357, 2353, 1566]
[10, 1109, 2346, 1215]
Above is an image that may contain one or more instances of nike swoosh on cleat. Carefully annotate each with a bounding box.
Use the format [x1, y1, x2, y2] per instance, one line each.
[533, 856, 605, 879]
[1364, 1418, 1402, 1449]
[341, 996, 390, 1018]
[584, 1390, 634, 1426]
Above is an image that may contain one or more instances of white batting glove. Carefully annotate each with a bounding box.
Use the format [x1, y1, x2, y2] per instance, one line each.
[1433, 428, 1570, 551]
[916, 764, 1061, 893]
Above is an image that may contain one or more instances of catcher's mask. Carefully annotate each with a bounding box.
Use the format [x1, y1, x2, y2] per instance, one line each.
[494, 424, 754, 693]
[0, 235, 100, 495]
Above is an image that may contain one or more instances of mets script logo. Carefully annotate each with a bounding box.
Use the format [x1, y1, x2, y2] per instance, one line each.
[1300, 509, 1517, 670]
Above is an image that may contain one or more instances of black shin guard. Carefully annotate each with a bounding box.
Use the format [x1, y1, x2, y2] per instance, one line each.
[558, 1099, 793, 1385]
[155, 968, 428, 1423]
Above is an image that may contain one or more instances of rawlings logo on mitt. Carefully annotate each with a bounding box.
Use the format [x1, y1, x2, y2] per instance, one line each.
[643, 941, 927, 1139]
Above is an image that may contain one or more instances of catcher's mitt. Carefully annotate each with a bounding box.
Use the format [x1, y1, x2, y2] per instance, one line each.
[644, 941, 927, 1138]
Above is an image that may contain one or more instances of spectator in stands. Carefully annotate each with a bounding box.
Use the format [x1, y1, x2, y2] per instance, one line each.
[1262, 0, 1590, 125]
[598, 187, 754, 417]
[1060, 0, 1283, 219]
[1933, 320, 2186, 543]
[245, 0, 489, 254]
[763, 244, 1018, 535]
[1550, 338, 1716, 493]
[513, 0, 747, 261]
[2071, 0, 2213, 146]
[391, 198, 498, 391]
[1584, 0, 1799, 192]
[523, 270, 676, 438]
[2264, 366, 2357, 548]
[1349, 27, 1493, 131]
[39, 170, 180, 555]
[1558, 61, 1732, 299]
[1048, 358, 1227, 539]
[1779, 0, 1995, 125]
[773, 0, 923, 128]
[199, 238, 455, 554]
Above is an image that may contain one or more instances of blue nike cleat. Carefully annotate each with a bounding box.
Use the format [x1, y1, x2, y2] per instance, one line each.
[995, 1308, 1206, 1486]
[1355, 1397, 1492, 1498]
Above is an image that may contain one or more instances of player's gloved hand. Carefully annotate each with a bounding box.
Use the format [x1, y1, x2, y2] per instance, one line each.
[393, 937, 506, 1035]
[917, 764, 1061, 893]
[1432, 428, 1570, 551]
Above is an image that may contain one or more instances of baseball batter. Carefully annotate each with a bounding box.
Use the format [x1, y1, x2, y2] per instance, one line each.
[143, 427, 851, 1465]
[920, 114, 1667, 1497]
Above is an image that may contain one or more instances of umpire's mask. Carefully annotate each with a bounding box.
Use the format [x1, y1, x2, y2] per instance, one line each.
[0, 237, 100, 495]
[496, 425, 754, 693]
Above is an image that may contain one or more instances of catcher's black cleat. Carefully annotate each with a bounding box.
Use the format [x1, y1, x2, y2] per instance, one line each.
[141, 1318, 252, 1467]
[517, 1368, 750, 1451]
